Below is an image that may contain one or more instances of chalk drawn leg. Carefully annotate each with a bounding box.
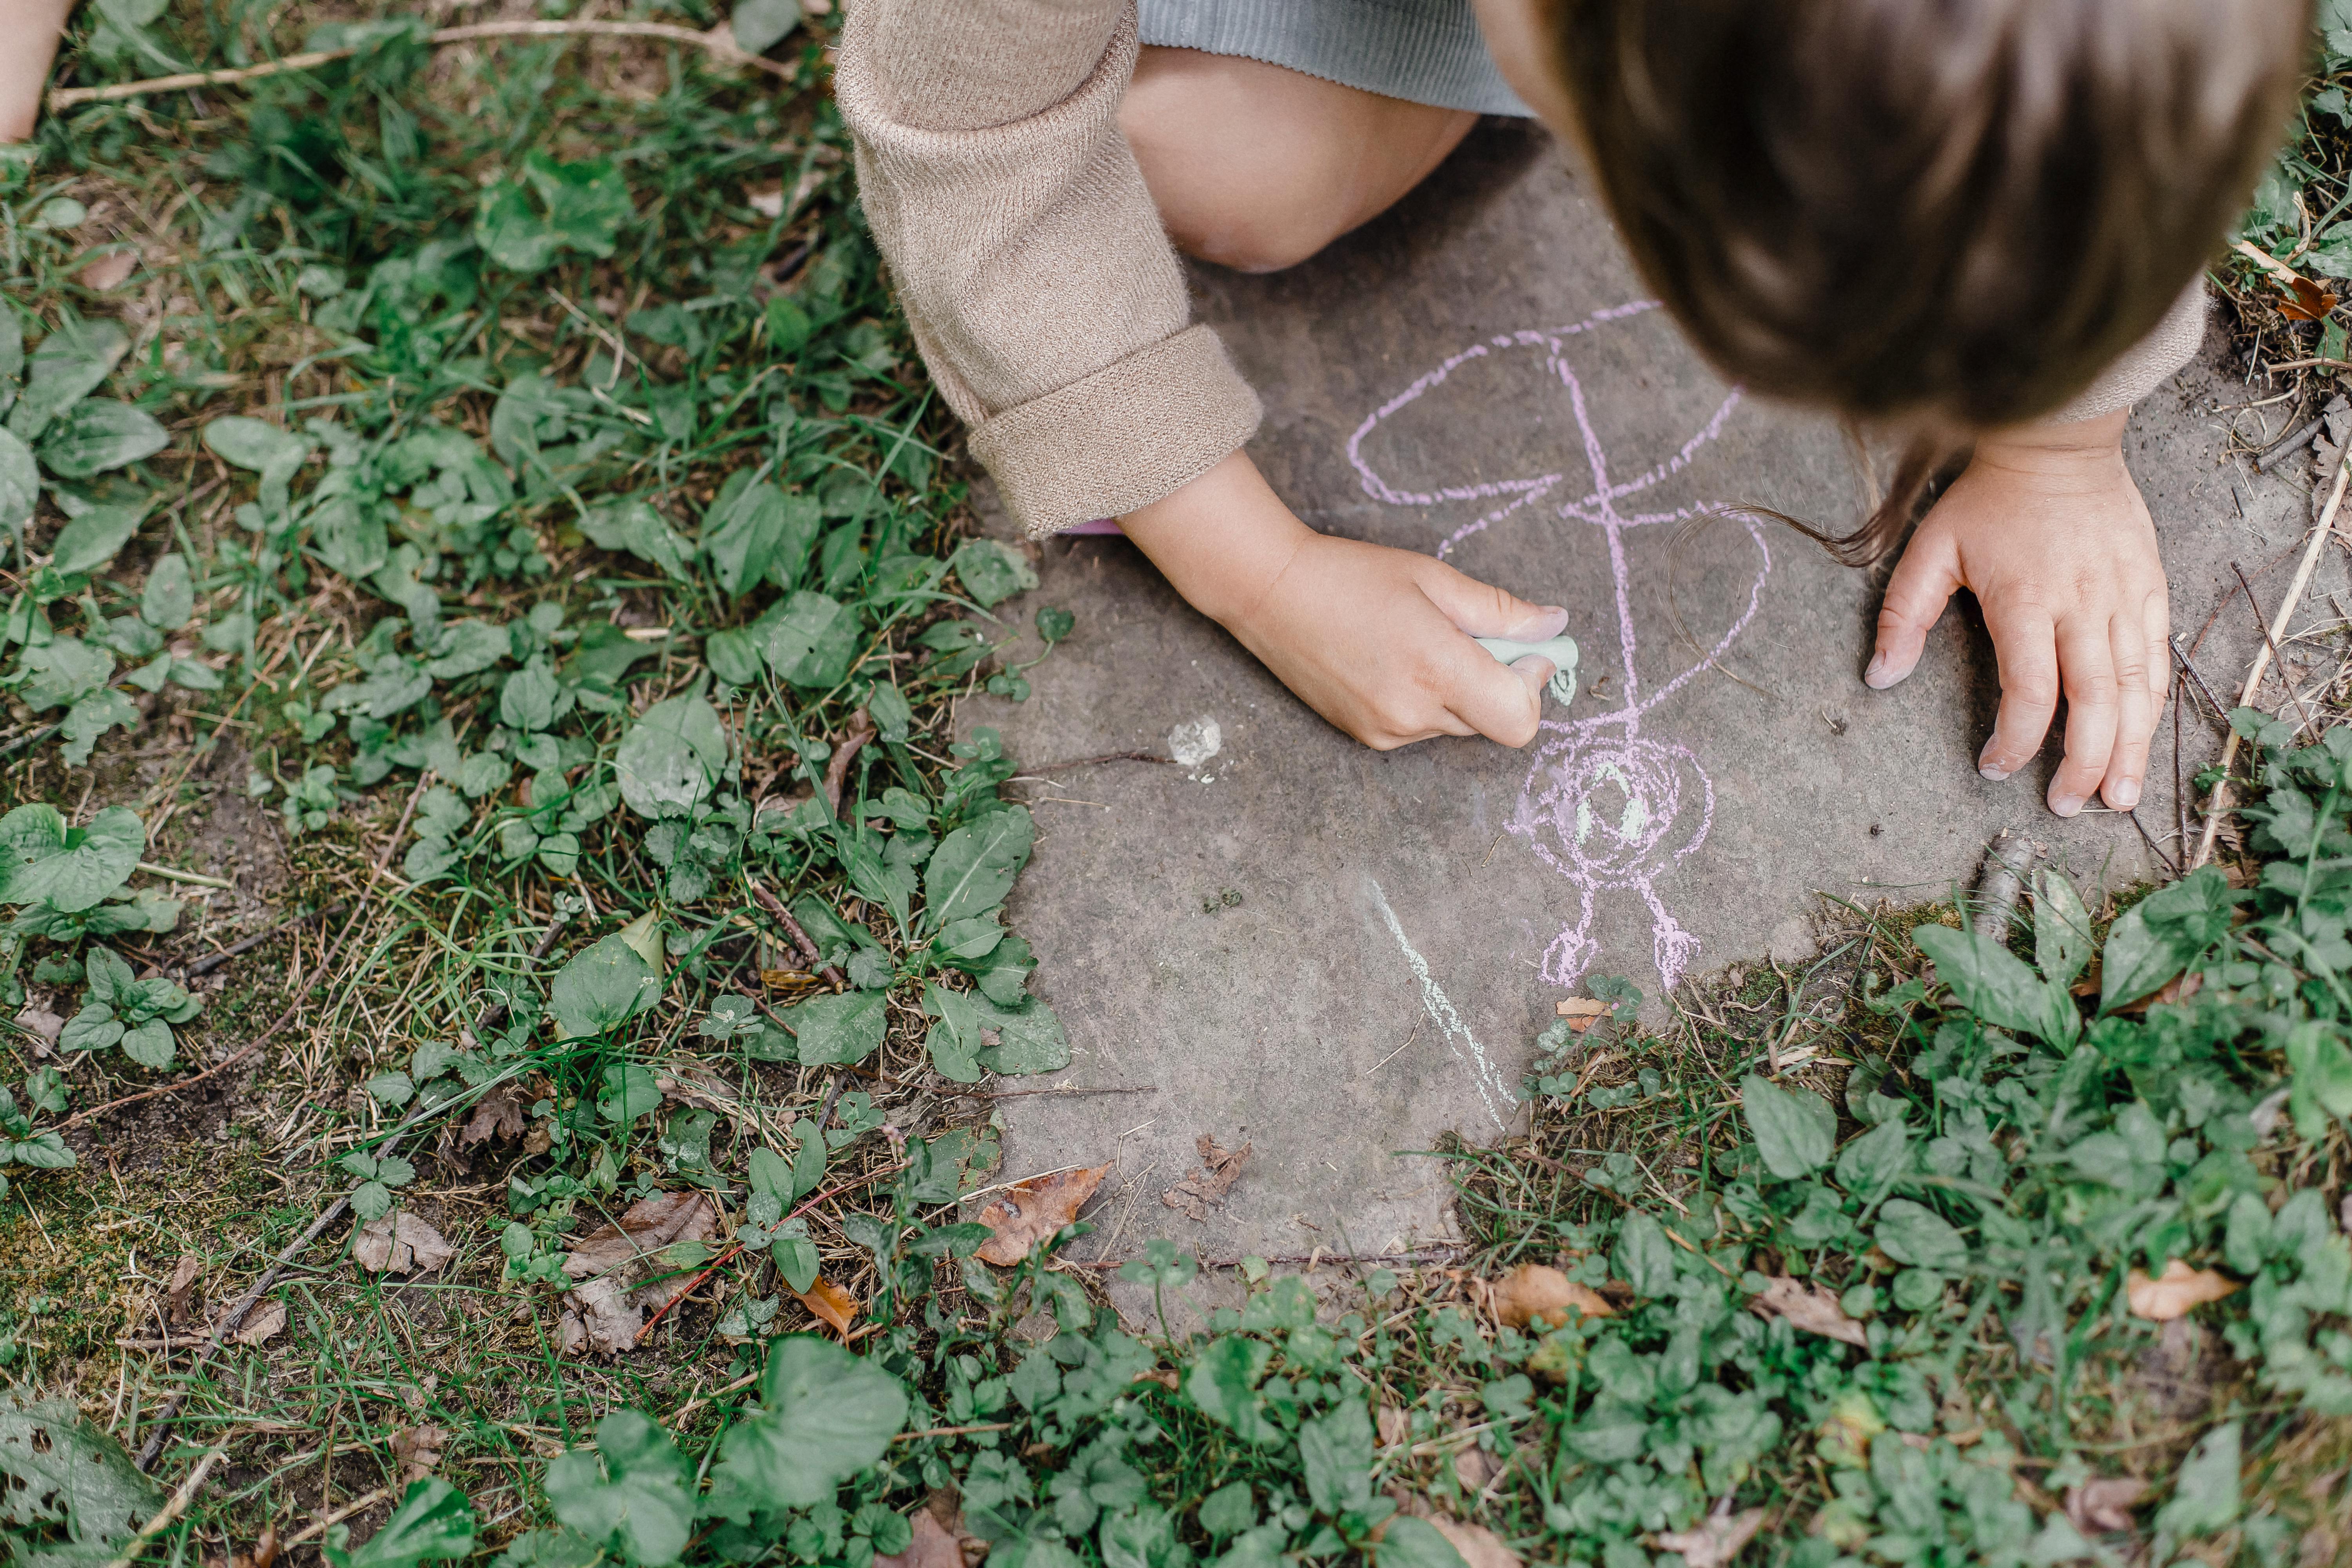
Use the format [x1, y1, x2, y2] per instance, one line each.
[1639, 883, 1702, 992]
[1539, 890, 1600, 991]
[1368, 877, 1517, 1131]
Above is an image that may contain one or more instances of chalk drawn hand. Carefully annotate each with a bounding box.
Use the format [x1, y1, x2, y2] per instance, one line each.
[1120, 450, 1568, 750]
[1345, 303, 1768, 991]
[1867, 412, 2167, 817]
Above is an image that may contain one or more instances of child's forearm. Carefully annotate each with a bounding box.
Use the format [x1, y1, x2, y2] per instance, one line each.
[0, 0, 73, 143]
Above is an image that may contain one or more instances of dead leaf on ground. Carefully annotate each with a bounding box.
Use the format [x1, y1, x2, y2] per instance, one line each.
[1377, 1403, 1407, 1449]
[559, 1191, 721, 1354]
[1553, 997, 1610, 1034]
[1161, 1135, 1249, 1223]
[458, 1081, 532, 1149]
[1748, 1275, 1869, 1347]
[1427, 1517, 1520, 1568]
[14, 1005, 64, 1047]
[1453, 1445, 1496, 1492]
[354, 1212, 455, 1275]
[228, 1526, 280, 1568]
[1489, 1263, 1615, 1330]
[2064, 1477, 2148, 1534]
[1653, 1506, 1766, 1568]
[233, 1299, 288, 1347]
[792, 1275, 861, 1339]
[163, 1253, 203, 1324]
[2125, 1258, 2240, 1321]
[657, 1061, 748, 1124]
[390, 1425, 447, 1483]
[79, 250, 138, 291]
[875, 1507, 963, 1568]
[976, 1163, 1112, 1265]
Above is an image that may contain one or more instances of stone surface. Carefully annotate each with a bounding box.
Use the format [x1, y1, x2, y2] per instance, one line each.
[959, 120, 2340, 1269]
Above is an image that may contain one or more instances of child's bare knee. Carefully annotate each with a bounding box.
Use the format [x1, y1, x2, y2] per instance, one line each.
[1167, 205, 1346, 274]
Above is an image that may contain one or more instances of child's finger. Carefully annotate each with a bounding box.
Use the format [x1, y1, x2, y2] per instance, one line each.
[1978, 599, 2061, 781]
[2100, 611, 2156, 811]
[2048, 619, 2122, 817]
[1415, 560, 1567, 642]
[1443, 647, 1546, 748]
[1866, 524, 1962, 689]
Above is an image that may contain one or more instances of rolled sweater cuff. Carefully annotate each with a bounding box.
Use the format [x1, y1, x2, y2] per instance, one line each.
[971, 324, 1264, 535]
[2049, 282, 2208, 424]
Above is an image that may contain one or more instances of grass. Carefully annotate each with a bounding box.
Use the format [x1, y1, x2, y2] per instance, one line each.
[7, 6, 2352, 1568]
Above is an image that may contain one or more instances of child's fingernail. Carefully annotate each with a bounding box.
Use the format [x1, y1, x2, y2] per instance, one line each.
[2107, 778, 2140, 809]
[1978, 759, 2009, 782]
[2049, 790, 2085, 818]
[1510, 606, 1570, 641]
[1863, 652, 1898, 690]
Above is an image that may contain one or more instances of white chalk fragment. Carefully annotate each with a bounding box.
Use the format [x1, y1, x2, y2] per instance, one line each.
[1168, 717, 1222, 769]
[1474, 633, 1580, 707]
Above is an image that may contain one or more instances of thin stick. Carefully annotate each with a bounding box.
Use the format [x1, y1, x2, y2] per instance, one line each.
[1017, 751, 1177, 775]
[277, 1486, 395, 1549]
[135, 861, 235, 890]
[751, 881, 846, 987]
[102, 1446, 226, 1568]
[2231, 562, 2324, 737]
[2193, 449, 2352, 868]
[183, 901, 345, 979]
[822, 709, 875, 818]
[47, 19, 791, 110]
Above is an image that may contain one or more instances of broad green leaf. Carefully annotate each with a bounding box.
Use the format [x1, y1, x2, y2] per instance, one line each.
[599, 1062, 661, 1125]
[615, 695, 728, 820]
[60, 1004, 123, 1053]
[1297, 1398, 1373, 1516]
[59, 687, 139, 767]
[924, 983, 984, 1084]
[731, 0, 798, 53]
[0, 428, 35, 535]
[701, 481, 788, 598]
[925, 807, 1035, 930]
[202, 416, 310, 515]
[1912, 922, 2069, 1042]
[2153, 1422, 2239, 1541]
[2032, 869, 2094, 987]
[580, 501, 693, 581]
[0, 803, 142, 910]
[476, 154, 633, 274]
[752, 590, 860, 688]
[85, 946, 134, 1004]
[1183, 1335, 1278, 1444]
[48, 505, 144, 575]
[1833, 1118, 1910, 1197]
[0, 1390, 165, 1562]
[1874, 1198, 1968, 1270]
[500, 661, 563, 733]
[8, 318, 129, 441]
[950, 538, 1039, 608]
[785, 989, 887, 1065]
[38, 400, 167, 477]
[549, 935, 663, 1038]
[1373, 1517, 1468, 1568]
[423, 620, 508, 680]
[141, 552, 193, 629]
[1613, 1210, 1675, 1296]
[1740, 1073, 1835, 1180]
[973, 993, 1068, 1076]
[2099, 868, 2239, 1012]
[704, 1336, 909, 1518]
[120, 1019, 174, 1068]
[705, 628, 763, 688]
[330, 1478, 475, 1568]
[544, 1412, 695, 1568]
[15, 634, 114, 711]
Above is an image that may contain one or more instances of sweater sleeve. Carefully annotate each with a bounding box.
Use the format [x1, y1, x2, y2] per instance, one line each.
[834, 0, 1263, 535]
[2047, 281, 2208, 424]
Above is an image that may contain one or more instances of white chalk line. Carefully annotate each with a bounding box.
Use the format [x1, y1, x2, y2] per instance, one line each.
[1368, 877, 1517, 1131]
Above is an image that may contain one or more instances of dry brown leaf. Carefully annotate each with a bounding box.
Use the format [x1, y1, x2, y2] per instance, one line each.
[1453, 1445, 1496, 1492]
[354, 1212, 456, 1275]
[390, 1425, 448, 1483]
[657, 1062, 744, 1122]
[559, 1191, 721, 1354]
[1376, 1403, 1407, 1449]
[2064, 1476, 2148, 1534]
[79, 251, 137, 291]
[229, 1525, 280, 1568]
[977, 1163, 1112, 1265]
[793, 1274, 861, 1338]
[234, 1299, 288, 1347]
[1489, 1263, 1615, 1330]
[1427, 1517, 1519, 1568]
[163, 1253, 203, 1324]
[1553, 997, 1611, 1036]
[1653, 1507, 1766, 1568]
[2125, 1259, 2240, 1321]
[14, 1005, 64, 1047]
[1161, 1135, 1250, 1223]
[459, 1082, 532, 1149]
[1747, 1275, 1869, 1347]
[353, 1214, 403, 1273]
[875, 1508, 963, 1568]
[399, 1212, 455, 1273]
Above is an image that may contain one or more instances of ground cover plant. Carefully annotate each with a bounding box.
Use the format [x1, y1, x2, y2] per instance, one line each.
[8, 5, 2352, 1568]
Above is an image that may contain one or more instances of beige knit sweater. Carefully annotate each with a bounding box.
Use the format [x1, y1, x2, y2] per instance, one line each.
[835, 0, 2203, 538]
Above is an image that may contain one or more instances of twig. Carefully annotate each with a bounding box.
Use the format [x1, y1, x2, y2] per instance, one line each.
[2194, 448, 2352, 868]
[277, 1486, 395, 1549]
[822, 709, 875, 818]
[2254, 413, 2326, 471]
[134, 861, 234, 890]
[2265, 357, 2352, 375]
[47, 19, 791, 109]
[102, 1446, 226, 1568]
[2231, 561, 2324, 737]
[1019, 751, 1176, 774]
[2169, 637, 2233, 724]
[815, 1071, 848, 1131]
[751, 881, 845, 987]
[183, 901, 345, 979]
[1061, 1246, 1466, 1271]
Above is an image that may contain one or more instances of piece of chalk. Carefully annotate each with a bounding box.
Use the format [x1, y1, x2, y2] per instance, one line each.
[1475, 633, 1579, 708]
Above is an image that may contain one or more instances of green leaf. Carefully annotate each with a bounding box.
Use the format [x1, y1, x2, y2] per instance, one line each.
[705, 629, 764, 688]
[974, 993, 1069, 1075]
[599, 1063, 662, 1125]
[950, 538, 1039, 608]
[2100, 868, 2239, 1012]
[544, 1412, 696, 1568]
[925, 807, 1035, 931]
[202, 415, 310, 515]
[704, 1336, 909, 1519]
[59, 687, 139, 767]
[0, 803, 142, 910]
[141, 552, 194, 630]
[8, 318, 130, 442]
[1613, 1211, 1676, 1296]
[579, 501, 693, 581]
[476, 154, 633, 274]
[1912, 922, 2069, 1042]
[549, 935, 663, 1038]
[1184, 1335, 1278, 1444]
[1372, 1516, 1468, 1568]
[15, 635, 116, 711]
[731, 0, 798, 53]
[330, 1479, 475, 1568]
[615, 695, 728, 820]
[924, 983, 984, 1084]
[2032, 869, 2094, 987]
[59, 1004, 123, 1053]
[0, 428, 36, 535]
[702, 481, 788, 598]
[501, 661, 564, 733]
[0, 1390, 166, 1562]
[786, 989, 887, 1066]
[752, 590, 860, 688]
[38, 400, 167, 477]
[1297, 1398, 1374, 1515]
[119, 1019, 174, 1068]
[2154, 1422, 2239, 1541]
[48, 505, 144, 575]
[1874, 1198, 1968, 1270]
[1740, 1073, 1835, 1180]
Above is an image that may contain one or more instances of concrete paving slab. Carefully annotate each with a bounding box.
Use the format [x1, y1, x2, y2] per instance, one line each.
[958, 120, 2343, 1272]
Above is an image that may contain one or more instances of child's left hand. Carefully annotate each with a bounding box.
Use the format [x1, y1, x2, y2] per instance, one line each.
[1862, 410, 2170, 817]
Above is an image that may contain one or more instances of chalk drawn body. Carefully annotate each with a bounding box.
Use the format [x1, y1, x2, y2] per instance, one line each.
[1348, 302, 1769, 993]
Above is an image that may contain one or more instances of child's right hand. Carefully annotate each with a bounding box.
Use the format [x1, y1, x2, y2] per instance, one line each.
[1120, 451, 1564, 750]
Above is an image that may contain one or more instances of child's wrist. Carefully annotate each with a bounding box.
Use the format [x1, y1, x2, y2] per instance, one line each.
[1118, 450, 1312, 628]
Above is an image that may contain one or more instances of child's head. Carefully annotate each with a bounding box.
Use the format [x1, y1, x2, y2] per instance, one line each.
[1477, 0, 2309, 542]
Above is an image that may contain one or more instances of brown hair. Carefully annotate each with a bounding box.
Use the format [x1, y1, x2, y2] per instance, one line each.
[1546, 0, 2312, 562]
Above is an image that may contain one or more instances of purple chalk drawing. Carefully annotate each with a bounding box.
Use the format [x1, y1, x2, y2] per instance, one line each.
[1347, 302, 1770, 993]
